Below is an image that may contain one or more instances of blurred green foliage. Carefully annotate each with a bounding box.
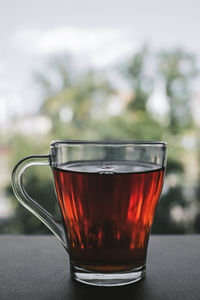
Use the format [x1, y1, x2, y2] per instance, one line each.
[2, 46, 200, 235]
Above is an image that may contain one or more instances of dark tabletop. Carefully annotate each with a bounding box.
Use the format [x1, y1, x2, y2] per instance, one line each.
[0, 235, 199, 300]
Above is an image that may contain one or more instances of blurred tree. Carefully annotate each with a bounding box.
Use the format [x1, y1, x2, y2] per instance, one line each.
[109, 46, 164, 142]
[125, 46, 152, 111]
[3, 133, 59, 234]
[5, 172, 58, 234]
[2, 48, 199, 235]
[152, 49, 199, 233]
[3, 56, 116, 234]
[194, 134, 200, 233]
[36, 56, 115, 139]
[158, 49, 197, 134]
[152, 186, 188, 234]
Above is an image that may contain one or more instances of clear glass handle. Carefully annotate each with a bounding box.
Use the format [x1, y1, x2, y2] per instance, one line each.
[12, 155, 67, 249]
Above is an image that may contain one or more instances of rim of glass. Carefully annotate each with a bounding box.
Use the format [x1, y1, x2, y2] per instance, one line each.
[51, 140, 167, 147]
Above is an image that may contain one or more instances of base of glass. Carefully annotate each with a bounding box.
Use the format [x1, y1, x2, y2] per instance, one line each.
[71, 264, 146, 287]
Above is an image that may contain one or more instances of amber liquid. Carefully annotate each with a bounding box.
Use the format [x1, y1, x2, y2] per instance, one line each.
[53, 161, 165, 272]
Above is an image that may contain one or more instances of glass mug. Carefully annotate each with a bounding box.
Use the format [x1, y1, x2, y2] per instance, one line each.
[12, 140, 167, 286]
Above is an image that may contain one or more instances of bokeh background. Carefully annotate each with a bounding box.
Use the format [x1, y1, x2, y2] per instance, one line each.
[1, 0, 200, 235]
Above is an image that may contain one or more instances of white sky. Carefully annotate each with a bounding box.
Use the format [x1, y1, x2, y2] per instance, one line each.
[0, 0, 200, 123]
